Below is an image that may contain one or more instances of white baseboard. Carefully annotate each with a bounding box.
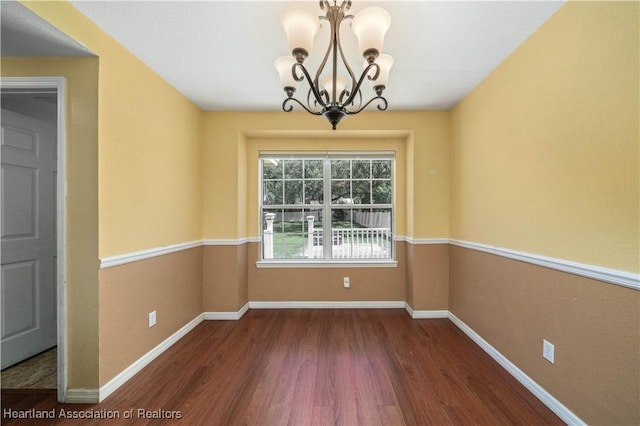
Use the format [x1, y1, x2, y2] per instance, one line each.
[404, 303, 448, 318]
[447, 312, 585, 426]
[98, 313, 204, 402]
[249, 301, 405, 309]
[204, 302, 250, 320]
[64, 388, 100, 404]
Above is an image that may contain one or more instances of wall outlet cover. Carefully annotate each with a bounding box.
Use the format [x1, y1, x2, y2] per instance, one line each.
[543, 339, 554, 363]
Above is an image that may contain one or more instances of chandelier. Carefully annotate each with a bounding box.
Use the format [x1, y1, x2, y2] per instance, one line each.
[275, 1, 394, 130]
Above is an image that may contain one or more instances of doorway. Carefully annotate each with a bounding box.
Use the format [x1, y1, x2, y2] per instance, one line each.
[0, 77, 67, 402]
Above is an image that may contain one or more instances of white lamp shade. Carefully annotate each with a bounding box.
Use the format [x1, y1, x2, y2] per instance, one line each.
[322, 75, 348, 100]
[282, 7, 320, 55]
[364, 53, 394, 88]
[275, 56, 299, 89]
[351, 7, 391, 56]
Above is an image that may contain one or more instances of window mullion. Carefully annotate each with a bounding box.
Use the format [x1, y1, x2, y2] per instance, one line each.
[322, 159, 332, 260]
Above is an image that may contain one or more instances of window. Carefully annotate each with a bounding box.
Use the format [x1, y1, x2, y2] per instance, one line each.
[260, 153, 393, 262]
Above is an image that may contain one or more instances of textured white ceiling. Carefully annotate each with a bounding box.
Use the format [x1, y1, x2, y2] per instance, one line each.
[0, 1, 93, 57]
[5, 1, 565, 112]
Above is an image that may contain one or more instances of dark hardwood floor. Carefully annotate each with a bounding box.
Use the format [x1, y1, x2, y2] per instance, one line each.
[2, 309, 564, 425]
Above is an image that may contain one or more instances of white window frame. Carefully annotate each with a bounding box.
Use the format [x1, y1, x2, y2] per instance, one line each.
[257, 152, 397, 268]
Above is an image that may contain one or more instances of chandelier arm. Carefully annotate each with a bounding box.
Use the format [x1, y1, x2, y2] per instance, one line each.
[341, 62, 379, 107]
[355, 88, 363, 109]
[307, 88, 329, 110]
[342, 88, 362, 112]
[283, 96, 324, 115]
[335, 15, 359, 97]
[342, 87, 361, 108]
[312, 11, 337, 92]
[338, 90, 349, 105]
[345, 95, 388, 115]
[293, 63, 328, 109]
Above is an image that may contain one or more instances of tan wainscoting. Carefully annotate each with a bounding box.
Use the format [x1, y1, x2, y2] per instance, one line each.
[449, 245, 640, 426]
[246, 241, 407, 303]
[99, 247, 203, 386]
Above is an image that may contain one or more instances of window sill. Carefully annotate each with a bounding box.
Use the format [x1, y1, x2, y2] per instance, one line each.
[256, 260, 398, 269]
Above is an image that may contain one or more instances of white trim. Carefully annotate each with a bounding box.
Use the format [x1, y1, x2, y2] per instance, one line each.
[450, 239, 639, 290]
[2, 77, 69, 403]
[256, 260, 398, 268]
[98, 313, 204, 402]
[64, 389, 100, 404]
[55, 78, 69, 405]
[249, 301, 405, 309]
[100, 238, 260, 268]
[404, 302, 414, 317]
[396, 236, 449, 245]
[203, 237, 259, 246]
[447, 312, 585, 426]
[101, 237, 638, 289]
[100, 240, 203, 269]
[204, 302, 250, 320]
[404, 303, 448, 318]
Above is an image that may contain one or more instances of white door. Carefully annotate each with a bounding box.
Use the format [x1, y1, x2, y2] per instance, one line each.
[1, 108, 57, 369]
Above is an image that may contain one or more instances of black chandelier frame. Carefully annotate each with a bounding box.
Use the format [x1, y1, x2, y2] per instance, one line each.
[281, 0, 389, 130]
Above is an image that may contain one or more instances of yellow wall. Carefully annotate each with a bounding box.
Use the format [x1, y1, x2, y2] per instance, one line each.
[97, 44, 202, 257]
[449, 2, 640, 424]
[201, 111, 450, 311]
[202, 111, 450, 241]
[203, 112, 449, 312]
[450, 1, 639, 273]
[16, 1, 204, 391]
[23, 1, 203, 258]
[1, 57, 100, 389]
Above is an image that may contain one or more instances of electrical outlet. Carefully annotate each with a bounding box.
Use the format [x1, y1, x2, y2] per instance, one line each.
[542, 339, 554, 363]
[343, 277, 350, 288]
[149, 311, 157, 327]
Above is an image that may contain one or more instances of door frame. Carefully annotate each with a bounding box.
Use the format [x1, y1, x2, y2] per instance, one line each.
[1, 76, 67, 402]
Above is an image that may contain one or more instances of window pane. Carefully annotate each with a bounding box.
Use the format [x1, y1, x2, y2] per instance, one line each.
[304, 180, 323, 204]
[372, 160, 392, 179]
[331, 160, 350, 179]
[284, 159, 303, 179]
[330, 208, 392, 259]
[352, 180, 371, 205]
[331, 180, 351, 203]
[352, 160, 370, 179]
[263, 180, 283, 205]
[263, 160, 282, 179]
[261, 155, 394, 262]
[331, 207, 349, 224]
[262, 208, 323, 259]
[304, 160, 323, 178]
[284, 180, 303, 204]
[372, 180, 392, 204]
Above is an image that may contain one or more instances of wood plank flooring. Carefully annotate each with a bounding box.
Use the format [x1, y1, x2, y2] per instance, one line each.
[2, 309, 564, 425]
